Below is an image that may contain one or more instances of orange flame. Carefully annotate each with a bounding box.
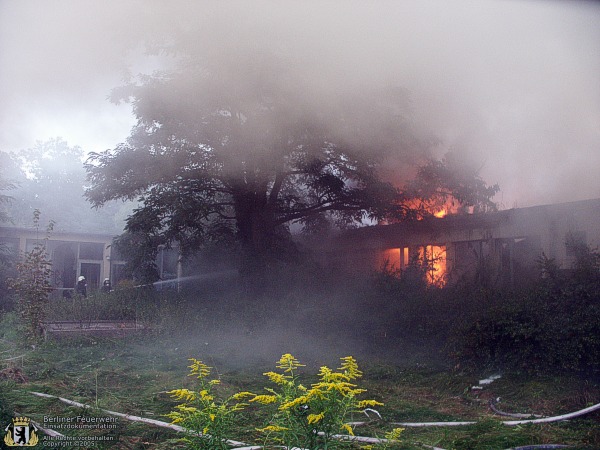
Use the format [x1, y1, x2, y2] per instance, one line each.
[402, 198, 458, 219]
[434, 208, 448, 218]
[419, 245, 447, 286]
[379, 245, 447, 286]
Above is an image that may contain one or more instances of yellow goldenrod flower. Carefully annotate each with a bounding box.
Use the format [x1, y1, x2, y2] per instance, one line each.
[188, 358, 211, 378]
[256, 425, 289, 433]
[340, 423, 354, 436]
[385, 427, 405, 440]
[263, 371, 287, 385]
[357, 399, 384, 409]
[250, 394, 278, 404]
[279, 395, 308, 410]
[306, 387, 326, 400]
[339, 356, 363, 380]
[168, 389, 197, 401]
[307, 412, 324, 424]
[209, 413, 216, 422]
[166, 412, 184, 424]
[209, 379, 221, 385]
[232, 391, 255, 400]
[319, 366, 332, 378]
[203, 426, 209, 434]
[276, 353, 305, 372]
[176, 405, 198, 413]
[199, 389, 214, 401]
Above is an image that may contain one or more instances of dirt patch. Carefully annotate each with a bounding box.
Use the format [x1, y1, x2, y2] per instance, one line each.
[0, 366, 28, 383]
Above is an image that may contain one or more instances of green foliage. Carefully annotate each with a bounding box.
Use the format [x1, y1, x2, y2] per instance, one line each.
[44, 287, 152, 322]
[167, 359, 249, 450]
[0, 381, 18, 427]
[0, 256, 17, 312]
[451, 242, 600, 374]
[168, 354, 400, 450]
[6, 211, 54, 343]
[450, 418, 528, 450]
[113, 231, 161, 285]
[255, 354, 392, 449]
[406, 152, 499, 216]
[1, 293, 598, 449]
[565, 231, 600, 285]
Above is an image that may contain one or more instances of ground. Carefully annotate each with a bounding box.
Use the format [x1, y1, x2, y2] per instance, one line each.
[1, 310, 599, 450]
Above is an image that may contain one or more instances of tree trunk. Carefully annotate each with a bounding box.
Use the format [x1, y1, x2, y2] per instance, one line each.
[232, 187, 277, 298]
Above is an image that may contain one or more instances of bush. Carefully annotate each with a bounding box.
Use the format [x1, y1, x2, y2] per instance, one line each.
[7, 215, 53, 343]
[450, 249, 600, 374]
[167, 354, 402, 450]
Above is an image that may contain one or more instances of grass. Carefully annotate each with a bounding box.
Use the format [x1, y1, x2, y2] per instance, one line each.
[1, 287, 599, 450]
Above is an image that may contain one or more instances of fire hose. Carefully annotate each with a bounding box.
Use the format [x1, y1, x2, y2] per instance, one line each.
[30, 391, 598, 448]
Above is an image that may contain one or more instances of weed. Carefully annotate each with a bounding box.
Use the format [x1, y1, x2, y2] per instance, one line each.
[6, 211, 54, 343]
[167, 358, 251, 450]
[255, 354, 390, 449]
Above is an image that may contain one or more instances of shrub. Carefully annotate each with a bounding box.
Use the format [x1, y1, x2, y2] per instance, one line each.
[167, 354, 401, 449]
[167, 359, 250, 450]
[450, 246, 600, 374]
[7, 212, 53, 342]
[254, 354, 388, 449]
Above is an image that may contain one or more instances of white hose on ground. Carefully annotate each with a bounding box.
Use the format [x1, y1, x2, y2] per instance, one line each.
[29, 392, 394, 447]
[391, 400, 600, 427]
[30, 391, 595, 448]
[489, 399, 544, 419]
[30, 391, 249, 447]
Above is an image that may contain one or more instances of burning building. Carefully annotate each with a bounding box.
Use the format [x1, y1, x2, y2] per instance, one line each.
[321, 198, 600, 287]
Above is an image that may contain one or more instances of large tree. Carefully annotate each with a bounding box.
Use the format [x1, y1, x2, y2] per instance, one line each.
[85, 46, 497, 278]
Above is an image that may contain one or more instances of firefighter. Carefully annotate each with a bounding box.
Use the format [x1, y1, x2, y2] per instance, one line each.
[76, 275, 87, 298]
[101, 278, 112, 293]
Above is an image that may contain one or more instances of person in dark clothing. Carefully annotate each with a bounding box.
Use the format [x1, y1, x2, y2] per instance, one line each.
[76, 276, 87, 298]
[101, 278, 112, 293]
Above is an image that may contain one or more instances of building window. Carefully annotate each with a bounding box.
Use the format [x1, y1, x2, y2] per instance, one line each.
[379, 245, 446, 286]
[79, 242, 105, 260]
[402, 247, 410, 268]
[419, 245, 447, 287]
[379, 246, 411, 273]
[380, 248, 401, 271]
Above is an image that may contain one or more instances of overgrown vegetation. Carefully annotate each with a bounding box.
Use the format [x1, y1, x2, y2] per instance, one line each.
[449, 238, 600, 375]
[167, 358, 250, 450]
[166, 354, 398, 449]
[0, 226, 599, 447]
[6, 211, 54, 343]
[0, 327, 597, 449]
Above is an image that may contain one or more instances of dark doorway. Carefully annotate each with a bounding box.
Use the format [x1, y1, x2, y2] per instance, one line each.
[52, 243, 77, 288]
[80, 263, 101, 290]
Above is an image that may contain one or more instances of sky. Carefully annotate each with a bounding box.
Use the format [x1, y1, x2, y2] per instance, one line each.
[1, 0, 599, 209]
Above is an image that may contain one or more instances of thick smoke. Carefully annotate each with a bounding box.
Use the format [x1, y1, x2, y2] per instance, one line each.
[1, 0, 599, 207]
